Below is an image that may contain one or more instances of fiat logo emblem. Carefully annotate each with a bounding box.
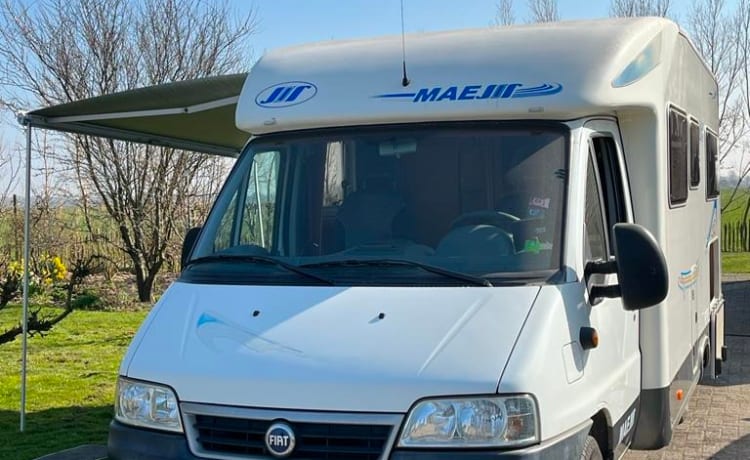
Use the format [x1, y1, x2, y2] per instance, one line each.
[265, 422, 296, 458]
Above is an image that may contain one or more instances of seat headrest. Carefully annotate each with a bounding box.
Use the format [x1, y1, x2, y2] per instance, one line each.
[336, 191, 404, 247]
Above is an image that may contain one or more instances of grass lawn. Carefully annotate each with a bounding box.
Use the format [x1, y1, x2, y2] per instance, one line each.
[0, 304, 148, 460]
[722, 252, 750, 273]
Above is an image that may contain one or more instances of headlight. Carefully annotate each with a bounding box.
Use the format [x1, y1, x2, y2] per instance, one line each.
[115, 377, 183, 433]
[398, 395, 538, 448]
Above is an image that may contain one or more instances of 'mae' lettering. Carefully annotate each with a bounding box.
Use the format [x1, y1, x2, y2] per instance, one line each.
[412, 84, 522, 102]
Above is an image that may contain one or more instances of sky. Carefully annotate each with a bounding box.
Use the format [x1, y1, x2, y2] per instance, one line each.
[247, 0, 611, 59]
[244, 0, 709, 59]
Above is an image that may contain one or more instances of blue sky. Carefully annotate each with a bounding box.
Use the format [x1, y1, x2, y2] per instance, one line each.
[247, 0, 613, 58]
[245, 1, 707, 61]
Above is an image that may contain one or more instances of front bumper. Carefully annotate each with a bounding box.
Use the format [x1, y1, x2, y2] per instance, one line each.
[108, 420, 200, 460]
[108, 418, 590, 460]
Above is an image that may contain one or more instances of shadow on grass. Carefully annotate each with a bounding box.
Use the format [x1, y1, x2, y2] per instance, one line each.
[0, 405, 111, 460]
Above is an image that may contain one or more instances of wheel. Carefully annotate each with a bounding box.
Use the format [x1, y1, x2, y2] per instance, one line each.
[580, 435, 603, 460]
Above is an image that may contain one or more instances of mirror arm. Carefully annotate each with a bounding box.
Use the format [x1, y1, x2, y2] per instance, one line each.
[590, 284, 622, 302]
[584, 259, 618, 279]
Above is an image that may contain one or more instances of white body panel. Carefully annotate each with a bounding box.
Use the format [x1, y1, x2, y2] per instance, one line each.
[122, 282, 540, 412]
[236, 19, 674, 134]
[500, 284, 639, 441]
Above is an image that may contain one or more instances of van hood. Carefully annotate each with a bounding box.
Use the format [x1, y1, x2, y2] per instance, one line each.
[124, 282, 540, 413]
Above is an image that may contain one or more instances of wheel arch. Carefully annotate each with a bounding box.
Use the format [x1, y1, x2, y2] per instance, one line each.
[590, 410, 611, 459]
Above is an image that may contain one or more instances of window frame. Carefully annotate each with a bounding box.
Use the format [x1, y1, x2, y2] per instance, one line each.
[705, 128, 720, 200]
[668, 106, 689, 207]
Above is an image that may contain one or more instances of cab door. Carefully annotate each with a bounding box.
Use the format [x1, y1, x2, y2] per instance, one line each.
[580, 119, 640, 456]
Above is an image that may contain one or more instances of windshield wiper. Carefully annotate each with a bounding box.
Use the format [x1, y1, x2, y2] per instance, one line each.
[301, 258, 493, 287]
[186, 254, 335, 286]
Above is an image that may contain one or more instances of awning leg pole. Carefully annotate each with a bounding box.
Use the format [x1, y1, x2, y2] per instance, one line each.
[20, 124, 32, 433]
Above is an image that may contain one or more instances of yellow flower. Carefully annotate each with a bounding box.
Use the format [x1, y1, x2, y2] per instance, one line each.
[52, 256, 67, 280]
[8, 260, 23, 275]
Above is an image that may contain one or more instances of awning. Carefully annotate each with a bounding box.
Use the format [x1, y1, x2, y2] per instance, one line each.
[15, 73, 253, 432]
[18, 73, 250, 157]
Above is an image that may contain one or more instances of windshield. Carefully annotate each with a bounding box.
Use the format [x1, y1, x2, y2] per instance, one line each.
[189, 123, 568, 285]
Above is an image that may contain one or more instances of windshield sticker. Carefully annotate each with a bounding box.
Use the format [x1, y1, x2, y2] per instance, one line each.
[256, 81, 318, 108]
[524, 239, 541, 254]
[529, 197, 551, 209]
[523, 239, 553, 254]
[374, 82, 562, 102]
[527, 207, 545, 218]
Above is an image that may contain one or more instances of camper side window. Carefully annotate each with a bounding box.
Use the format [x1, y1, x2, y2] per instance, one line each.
[669, 108, 688, 205]
[706, 130, 719, 199]
[585, 151, 608, 261]
[690, 120, 700, 188]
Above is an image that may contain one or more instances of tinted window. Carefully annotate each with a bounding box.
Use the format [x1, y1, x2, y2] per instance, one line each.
[690, 120, 700, 188]
[706, 130, 719, 199]
[585, 151, 608, 261]
[669, 108, 688, 205]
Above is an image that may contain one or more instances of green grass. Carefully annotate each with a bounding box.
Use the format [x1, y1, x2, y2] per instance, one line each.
[722, 252, 750, 274]
[0, 304, 148, 460]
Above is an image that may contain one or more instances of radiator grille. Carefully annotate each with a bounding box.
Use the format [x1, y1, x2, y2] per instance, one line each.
[193, 414, 392, 460]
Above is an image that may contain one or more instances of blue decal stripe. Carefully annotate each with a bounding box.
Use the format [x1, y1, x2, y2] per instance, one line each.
[373, 93, 416, 98]
[515, 84, 557, 93]
[197, 312, 220, 327]
[512, 83, 562, 98]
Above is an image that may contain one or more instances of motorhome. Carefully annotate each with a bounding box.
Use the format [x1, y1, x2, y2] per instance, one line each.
[24, 16, 725, 460]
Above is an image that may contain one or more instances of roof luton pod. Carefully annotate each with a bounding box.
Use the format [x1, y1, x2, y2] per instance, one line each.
[87, 17, 723, 460]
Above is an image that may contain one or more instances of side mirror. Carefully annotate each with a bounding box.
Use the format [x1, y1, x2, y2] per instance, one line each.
[613, 223, 668, 310]
[586, 223, 668, 310]
[181, 227, 202, 271]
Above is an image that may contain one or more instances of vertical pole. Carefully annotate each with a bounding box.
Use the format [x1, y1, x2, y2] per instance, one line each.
[20, 124, 31, 432]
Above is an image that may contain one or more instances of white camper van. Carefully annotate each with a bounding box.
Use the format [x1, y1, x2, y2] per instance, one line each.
[106, 18, 725, 460]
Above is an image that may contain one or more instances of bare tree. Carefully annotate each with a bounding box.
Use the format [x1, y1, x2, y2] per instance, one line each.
[0, 0, 257, 301]
[493, 0, 515, 26]
[527, 0, 559, 23]
[0, 138, 20, 260]
[0, 139, 19, 213]
[609, 0, 671, 17]
[685, 0, 747, 212]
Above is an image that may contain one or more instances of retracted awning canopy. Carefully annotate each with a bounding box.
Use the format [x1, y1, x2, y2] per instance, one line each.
[19, 73, 251, 157]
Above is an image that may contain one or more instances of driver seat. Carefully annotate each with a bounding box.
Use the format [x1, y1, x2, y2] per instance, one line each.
[336, 190, 405, 248]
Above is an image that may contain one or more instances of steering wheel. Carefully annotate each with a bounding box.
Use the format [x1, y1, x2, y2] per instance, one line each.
[448, 210, 520, 232]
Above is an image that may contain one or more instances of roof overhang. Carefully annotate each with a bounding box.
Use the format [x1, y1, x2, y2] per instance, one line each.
[18, 73, 250, 157]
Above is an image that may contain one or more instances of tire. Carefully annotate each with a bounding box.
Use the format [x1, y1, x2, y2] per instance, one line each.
[580, 435, 604, 460]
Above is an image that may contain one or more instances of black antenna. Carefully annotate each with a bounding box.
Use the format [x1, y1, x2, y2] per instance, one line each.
[400, 0, 410, 87]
